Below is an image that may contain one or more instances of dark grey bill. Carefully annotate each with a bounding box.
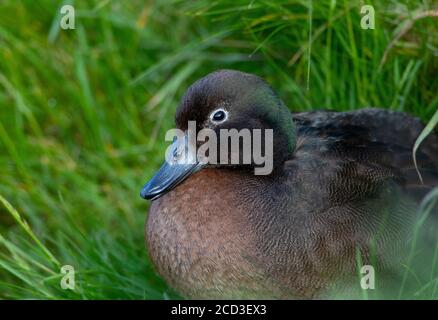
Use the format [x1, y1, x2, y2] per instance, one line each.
[140, 132, 203, 200]
[140, 160, 202, 200]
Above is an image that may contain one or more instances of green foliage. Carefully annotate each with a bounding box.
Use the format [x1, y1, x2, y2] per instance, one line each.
[0, 0, 437, 299]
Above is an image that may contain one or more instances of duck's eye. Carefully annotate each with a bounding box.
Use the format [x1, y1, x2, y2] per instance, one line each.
[210, 109, 228, 123]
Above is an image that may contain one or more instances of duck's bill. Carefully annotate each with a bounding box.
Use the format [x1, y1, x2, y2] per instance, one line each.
[140, 133, 203, 201]
[140, 160, 202, 200]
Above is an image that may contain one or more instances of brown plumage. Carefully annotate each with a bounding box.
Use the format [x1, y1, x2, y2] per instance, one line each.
[141, 70, 438, 299]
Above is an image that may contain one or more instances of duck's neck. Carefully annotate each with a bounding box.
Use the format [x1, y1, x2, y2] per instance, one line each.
[223, 166, 289, 214]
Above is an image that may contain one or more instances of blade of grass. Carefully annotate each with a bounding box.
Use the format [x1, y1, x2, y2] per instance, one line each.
[413, 108, 438, 184]
[0, 194, 60, 267]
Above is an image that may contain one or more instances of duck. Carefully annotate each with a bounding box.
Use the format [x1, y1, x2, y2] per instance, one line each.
[140, 69, 438, 299]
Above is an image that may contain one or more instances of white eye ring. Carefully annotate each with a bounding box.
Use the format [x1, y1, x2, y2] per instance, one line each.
[209, 108, 229, 124]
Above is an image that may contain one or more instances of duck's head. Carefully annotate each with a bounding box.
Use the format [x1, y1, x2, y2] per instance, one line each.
[140, 69, 296, 200]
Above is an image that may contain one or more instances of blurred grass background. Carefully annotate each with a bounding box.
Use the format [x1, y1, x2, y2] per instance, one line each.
[0, 0, 437, 299]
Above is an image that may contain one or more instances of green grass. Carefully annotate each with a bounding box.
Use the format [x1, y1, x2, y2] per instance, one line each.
[0, 0, 437, 299]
